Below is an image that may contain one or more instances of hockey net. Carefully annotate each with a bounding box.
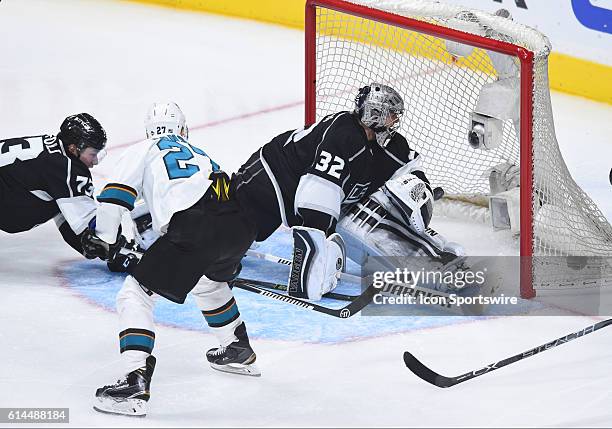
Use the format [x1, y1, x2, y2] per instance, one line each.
[305, 0, 612, 298]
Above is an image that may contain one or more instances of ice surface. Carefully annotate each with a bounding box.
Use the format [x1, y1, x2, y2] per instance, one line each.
[1, 0, 611, 427]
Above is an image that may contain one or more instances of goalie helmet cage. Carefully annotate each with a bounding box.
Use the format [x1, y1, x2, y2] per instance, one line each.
[304, 0, 612, 298]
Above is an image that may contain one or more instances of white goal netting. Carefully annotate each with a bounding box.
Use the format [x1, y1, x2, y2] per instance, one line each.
[309, 0, 612, 293]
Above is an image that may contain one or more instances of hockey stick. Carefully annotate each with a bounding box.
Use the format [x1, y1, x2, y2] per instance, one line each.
[234, 277, 357, 302]
[404, 318, 612, 388]
[120, 247, 469, 314]
[112, 247, 355, 303]
[245, 249, 362, 283]
[229, 277, 377, 318]
[245, 250, 468, 313]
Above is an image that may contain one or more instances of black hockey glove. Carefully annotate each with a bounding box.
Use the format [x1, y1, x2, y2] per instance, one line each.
[81, 229, 111, 260]
[107, 239, 143, 273]
[107, 251, 139, 273]
[81, 229, 126, 261]
[134, 212, 153, 234]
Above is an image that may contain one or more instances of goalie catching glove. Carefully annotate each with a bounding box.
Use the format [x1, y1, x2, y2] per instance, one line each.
[382, 173, 434, 235]
[338, 171, 465, 266]
[287, 226, 346, 301]
[382, 173, 464, 259]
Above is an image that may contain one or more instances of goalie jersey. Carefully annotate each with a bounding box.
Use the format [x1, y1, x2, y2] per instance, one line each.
[233, 111, 426, 241]
[0, 134, 96, 234]
[95, 134, 219, 243]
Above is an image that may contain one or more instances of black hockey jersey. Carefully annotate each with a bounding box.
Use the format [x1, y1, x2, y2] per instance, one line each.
[0, 135, 96, 234]
[233, 111, 424, 241]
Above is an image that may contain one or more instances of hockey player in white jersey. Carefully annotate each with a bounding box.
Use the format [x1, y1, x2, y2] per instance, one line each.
[84, 102, 258, 417]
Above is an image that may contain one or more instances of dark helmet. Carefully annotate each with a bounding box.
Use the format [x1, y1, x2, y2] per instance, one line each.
[58, 113, 107, 152]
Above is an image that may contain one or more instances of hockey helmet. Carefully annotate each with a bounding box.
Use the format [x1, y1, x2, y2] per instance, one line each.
[354, 83, 404, 146]
[144, 102, 188, 139]
[59, 113, 107, 152]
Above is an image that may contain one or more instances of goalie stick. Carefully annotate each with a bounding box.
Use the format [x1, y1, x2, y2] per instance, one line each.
[235, 277, 358, 301]
[109, 246, 358, 304]
[116, 247, 479, 315]
[404, 318, 612, 388]
[244, 249, 480, 314]
[229, 277, 377, 318]
[246, 249, 362, 283]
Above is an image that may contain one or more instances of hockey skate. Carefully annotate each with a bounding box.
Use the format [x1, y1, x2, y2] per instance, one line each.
[206, 323, 260, 377]
[93, 355, 156, 417]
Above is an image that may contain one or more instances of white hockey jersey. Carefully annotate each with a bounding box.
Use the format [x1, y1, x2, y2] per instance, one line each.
[95, 134, 219, 244]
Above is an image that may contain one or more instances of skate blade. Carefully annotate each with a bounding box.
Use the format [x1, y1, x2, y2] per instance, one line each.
[210, 362, 261, 377]
[93, 397, 147, 417]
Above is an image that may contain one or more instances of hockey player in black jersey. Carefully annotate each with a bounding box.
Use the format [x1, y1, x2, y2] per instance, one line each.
[233, 83, 437, 300]
[0, 113, 107, 255]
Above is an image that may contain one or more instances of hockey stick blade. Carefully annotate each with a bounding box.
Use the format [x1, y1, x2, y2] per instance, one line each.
[230, 278, 377, 318]
[404, 318, 612, 388]
[403, 352, 457, 388]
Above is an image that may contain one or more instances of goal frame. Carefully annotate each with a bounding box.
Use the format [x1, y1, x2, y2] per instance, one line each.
[304, 0, 537, 298]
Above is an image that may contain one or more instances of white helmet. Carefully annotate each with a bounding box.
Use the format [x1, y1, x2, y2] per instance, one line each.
[144, 102, 188, 139]
[382, 173, 434, 234]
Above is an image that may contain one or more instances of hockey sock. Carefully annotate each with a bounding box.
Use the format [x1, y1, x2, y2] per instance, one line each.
[192, 278, 243, 346]
[116, 275, 157, 374]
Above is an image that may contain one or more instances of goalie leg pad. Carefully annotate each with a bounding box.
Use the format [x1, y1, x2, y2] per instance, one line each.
[288, 227, 345, 301]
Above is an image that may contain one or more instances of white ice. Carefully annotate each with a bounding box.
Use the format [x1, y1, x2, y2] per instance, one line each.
[1, 0, 611, 427]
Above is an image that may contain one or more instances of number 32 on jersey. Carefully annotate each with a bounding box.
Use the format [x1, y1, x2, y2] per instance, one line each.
[314, 150, 344, 179]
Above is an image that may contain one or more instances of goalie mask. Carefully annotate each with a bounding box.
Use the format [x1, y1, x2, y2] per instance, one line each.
[382, 174, 434, 234]
[145, 102, 188, 139]
[355, 83, 404, 147]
